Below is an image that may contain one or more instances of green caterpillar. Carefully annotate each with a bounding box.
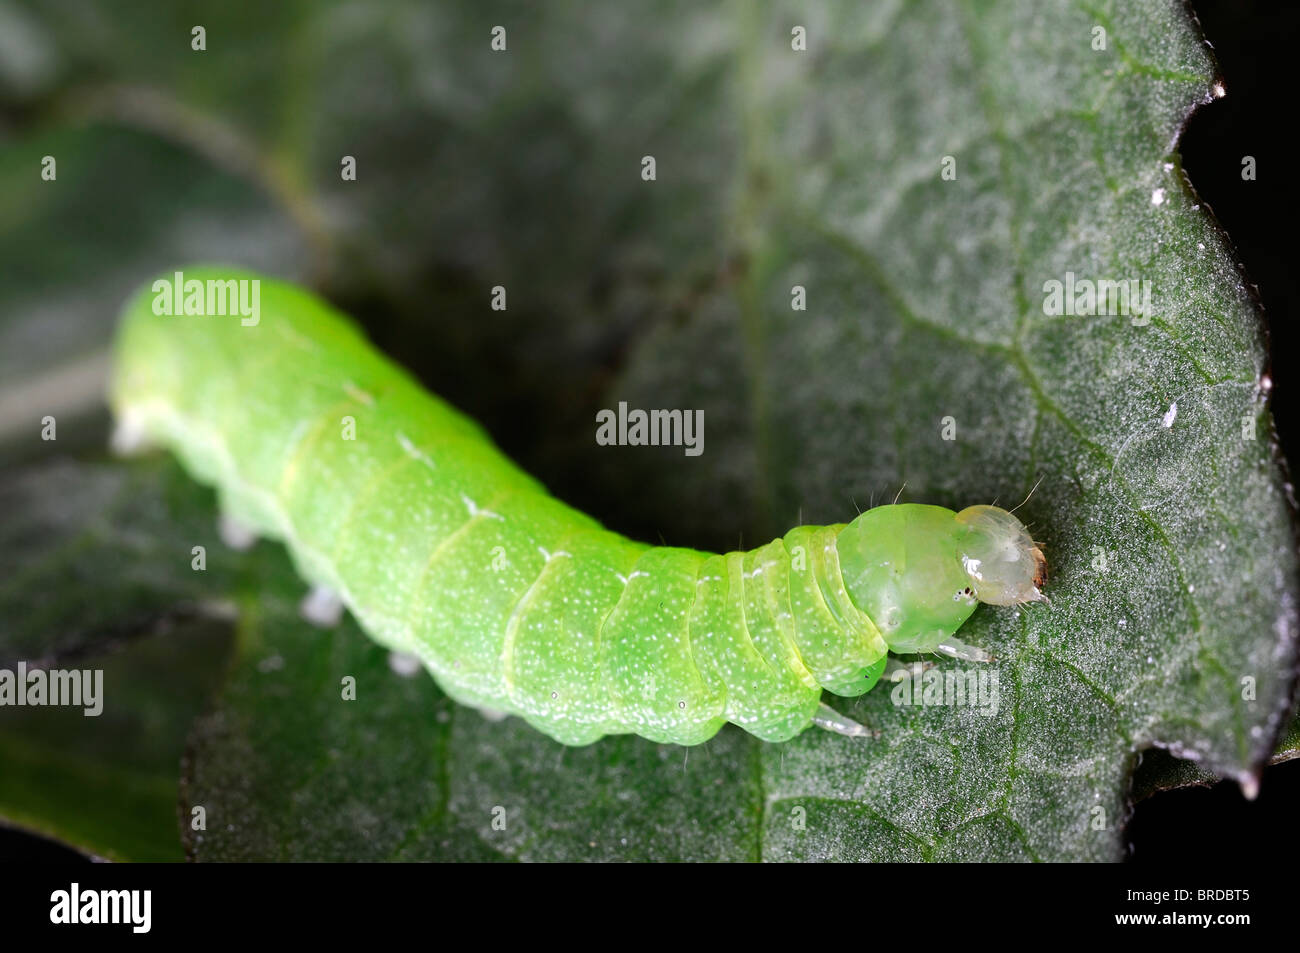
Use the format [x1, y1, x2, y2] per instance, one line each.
[109, 267, 1047, 746]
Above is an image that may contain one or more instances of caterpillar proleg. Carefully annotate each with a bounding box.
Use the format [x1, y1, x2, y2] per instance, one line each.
[109, 268, 1047, 746]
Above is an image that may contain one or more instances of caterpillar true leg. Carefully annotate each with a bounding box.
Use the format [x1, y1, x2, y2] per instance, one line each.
[812, 702, 879, 739]
[299, 584, 344, 628]
[217, 513, 259, 552]
[109, 409, 154, 457]
[387, 651, 422, 677]
[883, 657, 934, 682]
[934, 637, 994, 663]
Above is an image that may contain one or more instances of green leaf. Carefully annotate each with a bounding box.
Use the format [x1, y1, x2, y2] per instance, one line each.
[2, 0, 1296, 861]
[1132, 715, 1300, 801]
[184, 583, 763, 862]
[0, 461, 235, 861]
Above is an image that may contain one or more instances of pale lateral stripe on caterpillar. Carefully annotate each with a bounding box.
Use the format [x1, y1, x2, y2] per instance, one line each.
[109, 268, 1047, 746]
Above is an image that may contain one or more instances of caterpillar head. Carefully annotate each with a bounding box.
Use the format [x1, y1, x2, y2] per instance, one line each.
[953, 504, 1047, 606]
[836, 503, 1046, 655]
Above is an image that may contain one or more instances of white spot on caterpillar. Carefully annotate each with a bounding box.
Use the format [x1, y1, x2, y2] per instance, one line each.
[300, 584, 344, 628]
[343, 381, 374, 405]
[272, 321, 314, 350]
[462, 494, 503, 521]
[1161, 401, 1178, 428]
[1151, 188, 1166, 206]
[218, 513, 258, 551]
[961, 554, 983, 580]
[396, 431, 436, 470]
[388, 651, 422, 677]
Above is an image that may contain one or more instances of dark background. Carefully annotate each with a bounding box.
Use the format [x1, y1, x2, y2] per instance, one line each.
[2, 0, 1296, 865]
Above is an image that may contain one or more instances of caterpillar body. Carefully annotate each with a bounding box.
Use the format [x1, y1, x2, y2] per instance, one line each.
[109, 268, 1047, 746]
